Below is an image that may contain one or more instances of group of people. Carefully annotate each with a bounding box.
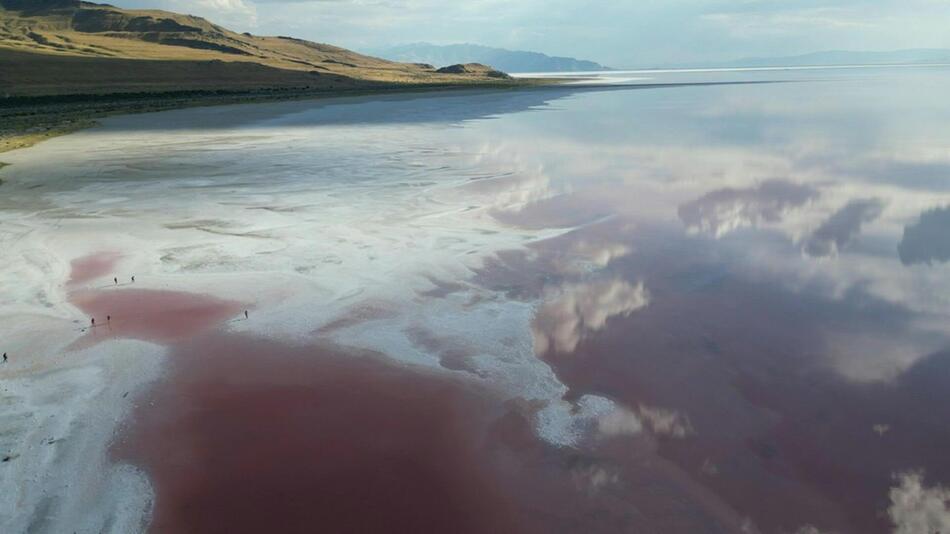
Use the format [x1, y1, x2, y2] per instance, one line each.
[91, 275, 137, 327]
[1, 275, 253, 366]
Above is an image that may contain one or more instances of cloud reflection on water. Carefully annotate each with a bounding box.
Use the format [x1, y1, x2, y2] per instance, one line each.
[481, 68, 950, 533]
[10, 68, 950, 534]
[888, 471, 950, 534]
[803, 198, 886, 258]
[678, 180, 820, 237]
[532, 279, 649, 355]
[598, 404, 694, 439]
[898, 206, 950, 266]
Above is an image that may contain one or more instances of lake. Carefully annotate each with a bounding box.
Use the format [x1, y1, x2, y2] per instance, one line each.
[2, 65, 950, 533]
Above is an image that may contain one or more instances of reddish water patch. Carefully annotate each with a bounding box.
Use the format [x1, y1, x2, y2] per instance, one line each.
[114, 333, 745, 534]
[68, 251, 122, 287]
[116, 336, 529, 534]
[505, 222, 950, 534]
[70, 289, 243, 346]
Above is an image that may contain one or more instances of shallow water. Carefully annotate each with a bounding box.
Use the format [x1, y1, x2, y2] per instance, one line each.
[3, 67, 950, 533]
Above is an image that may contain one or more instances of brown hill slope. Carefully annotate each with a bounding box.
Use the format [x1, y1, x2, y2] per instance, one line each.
[0, 0, 516, 96]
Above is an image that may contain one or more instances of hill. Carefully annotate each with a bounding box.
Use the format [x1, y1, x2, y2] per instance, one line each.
[371, 43, 611, 73]
[0, 0, 541, 154]
[0, 0, 519, 97]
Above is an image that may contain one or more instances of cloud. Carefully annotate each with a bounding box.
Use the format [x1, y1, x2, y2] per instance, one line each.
[117, 0, 258, 28]
[898, 206, 950, 265]
[109, 0, 950, 67]
[533, 279, 649, 355]
[678, 180, 820, 238]
[803, 198, 886, 258]
[889, 471, 950, 534]
[703, 7, 877, 38]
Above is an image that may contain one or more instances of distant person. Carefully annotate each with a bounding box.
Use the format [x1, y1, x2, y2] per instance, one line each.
[244, 310, 249, 319]
[2, 353, 6, 364]
[107, 315, 111, 322]
[114, 277, 118, 285]
[131, 276, 135, 283]
[91, 318, 96, 326]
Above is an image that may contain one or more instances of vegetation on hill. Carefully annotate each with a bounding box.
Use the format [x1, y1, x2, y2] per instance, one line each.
[435, 63, 511, 78]
[0, 0, 544, 153]
[0, 0, 522, 96]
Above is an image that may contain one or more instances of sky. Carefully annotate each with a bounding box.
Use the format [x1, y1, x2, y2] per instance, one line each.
[110, 0, 950, 67]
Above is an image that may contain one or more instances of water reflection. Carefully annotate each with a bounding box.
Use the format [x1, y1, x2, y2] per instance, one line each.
[898, 206, 950, 265]
[7, 65, 950, 534]
[888, 472, 950, 534]
[678, 180, 819, 237]
[532, 278, 649, 355]
[803, 198, 886, 258]
[598, 404, 694, 439]
[472, 67, 950, 533]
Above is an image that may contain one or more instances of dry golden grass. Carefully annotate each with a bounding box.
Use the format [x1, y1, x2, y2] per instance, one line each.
[0, 1, 548, 155]
[0, 0, 517, 97]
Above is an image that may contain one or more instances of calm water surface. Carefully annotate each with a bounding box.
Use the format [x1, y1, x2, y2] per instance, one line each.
[4, 65, 950, 533]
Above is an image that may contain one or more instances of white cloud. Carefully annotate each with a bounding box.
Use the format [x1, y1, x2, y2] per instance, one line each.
[124, 0, 259, 28]
[889, 471, 950, 534]
[108, 0, 950, 66]
[703, 7, 877, 38]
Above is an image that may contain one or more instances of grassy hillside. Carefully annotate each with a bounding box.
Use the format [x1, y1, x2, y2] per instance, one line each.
[0, 0, 530, 154]
[0, 0, 513, 97]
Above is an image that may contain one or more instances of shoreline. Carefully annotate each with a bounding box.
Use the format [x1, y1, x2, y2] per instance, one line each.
[0, 76, 781, 161]
[0, 80, 561, 157]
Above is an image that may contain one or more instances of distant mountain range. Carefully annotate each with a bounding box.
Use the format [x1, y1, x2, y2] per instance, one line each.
[369, 43, 611, 73]
[701, 49, 950, 69]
